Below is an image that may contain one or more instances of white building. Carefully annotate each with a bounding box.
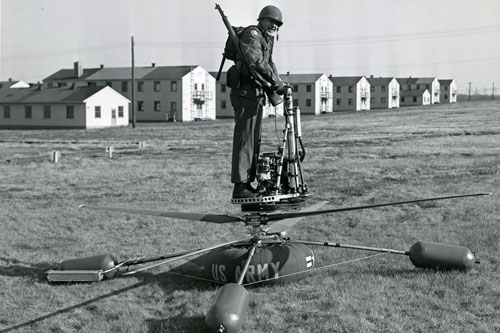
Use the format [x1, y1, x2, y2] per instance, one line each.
[366, 77, 400, 109]
[0, 85, 129, 129]
[400, 88, 431, 106]
[279, 73, 333, 115]
[439, 79, 458, 103]
[44, 63, 216, 122]
[398, 77, 440, 104]
[330, 76, 370, 111]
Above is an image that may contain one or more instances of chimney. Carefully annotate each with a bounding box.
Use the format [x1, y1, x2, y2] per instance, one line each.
[100, 64, 104, 69]
[152, 63, 156, 67]
[286, 71, 290, 75]
[370, 75, 374, 78]
[8, 78, 12, 81]
[74, 61, 83, 78]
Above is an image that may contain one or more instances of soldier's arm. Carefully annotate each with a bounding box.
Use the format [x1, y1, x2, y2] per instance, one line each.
[239, 27, 278, 85]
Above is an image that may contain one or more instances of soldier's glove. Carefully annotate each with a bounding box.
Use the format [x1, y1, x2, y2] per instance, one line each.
[274, 80, 286, 95]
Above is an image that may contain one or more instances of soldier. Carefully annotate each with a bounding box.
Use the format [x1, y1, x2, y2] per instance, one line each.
[230, 5, 285, 199]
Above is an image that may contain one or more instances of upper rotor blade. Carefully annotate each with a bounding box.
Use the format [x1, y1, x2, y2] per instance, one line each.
[79, 205, 244, 223]
[264, 193, 491, 222]
[267, 201, 329, 234]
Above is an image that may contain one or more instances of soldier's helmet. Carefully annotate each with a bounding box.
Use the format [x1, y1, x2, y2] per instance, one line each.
[258, 5, 283, 26]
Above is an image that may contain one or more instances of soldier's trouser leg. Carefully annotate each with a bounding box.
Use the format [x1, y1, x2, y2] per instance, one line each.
[230, 96, 263, 184]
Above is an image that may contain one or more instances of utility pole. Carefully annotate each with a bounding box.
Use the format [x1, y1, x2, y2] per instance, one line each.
[131, 36, 136, 128]
[468, 82, 472, 101]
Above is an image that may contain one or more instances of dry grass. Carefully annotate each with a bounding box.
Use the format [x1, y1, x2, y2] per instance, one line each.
[1, 100, 499, 332]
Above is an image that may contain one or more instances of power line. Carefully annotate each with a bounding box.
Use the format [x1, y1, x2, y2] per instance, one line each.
[2, 24, 500, 62]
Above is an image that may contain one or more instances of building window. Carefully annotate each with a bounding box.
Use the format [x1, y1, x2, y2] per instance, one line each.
[348, 98, 353, 105]
[381, 97, 386, 103]
[306, 85, 311, 92]
[154, 101, 161, 112]
[138, 101, 144, 112]
[137, 81, 144, 92]
[293, 99, 298, 106]
[121, 81, 128, 92]
[95, 106, 101, 118]
[381, 86, 386, 92]
[221, 100, 227, 109]
[336, 86, 341, 93]
[445, 86, 448, 91]
[348, 86, 353, 93]
[306, 99, 312, 107]
[370, 86, 375, 93]
[25, 105, 32, 119]
[401, 97, 405, 102]
[171, 81, 177, 92]
[221, 84, 226, 93]
[118, 106, 124, 118]
[3, 105, 11, 118]
[154, 81, 161, 92]
[444, 94, 448, 99]
[112, 109, 116, 119]
[293, 85, 298, 92]
[66, 105, 74, 119]
[336, 99, 341, 106]
[44, 105, 51, 119]
[370, 97, 374, 103]
[416, 84, 420, 89]
[106, 81, 112, 87]
[170, 102, 177, 111]
[413, 96, 417, 102]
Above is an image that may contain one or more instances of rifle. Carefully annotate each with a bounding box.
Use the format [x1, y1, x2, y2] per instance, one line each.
[215, 3, 283, 106]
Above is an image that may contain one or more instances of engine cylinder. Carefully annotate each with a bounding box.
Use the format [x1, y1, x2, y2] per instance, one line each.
[205, 283, 249, 333]
[409, 241, 476, 271]
[60, 254, 117, 279]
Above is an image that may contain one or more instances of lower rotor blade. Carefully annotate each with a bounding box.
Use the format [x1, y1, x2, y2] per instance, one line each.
[79, 205, 243, 223]
[121, 237, 251, 276]
[266, 201, 329, 235]
[265, 193, 491, 222]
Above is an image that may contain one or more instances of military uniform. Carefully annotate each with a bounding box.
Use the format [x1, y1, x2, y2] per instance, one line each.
[230, 24, 281, 185]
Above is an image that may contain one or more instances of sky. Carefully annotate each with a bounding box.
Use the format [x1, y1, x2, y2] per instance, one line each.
[1, 0, 500, 94]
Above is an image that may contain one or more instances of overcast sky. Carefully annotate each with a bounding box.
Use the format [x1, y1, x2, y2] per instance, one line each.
[1, 0, 499, 94]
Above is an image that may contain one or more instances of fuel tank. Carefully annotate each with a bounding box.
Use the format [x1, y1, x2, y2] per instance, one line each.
[59, 254, 117, 279]
[409, 241, 477, 271]
[205, 283, 249, 333]
[203, 243, 314, 284]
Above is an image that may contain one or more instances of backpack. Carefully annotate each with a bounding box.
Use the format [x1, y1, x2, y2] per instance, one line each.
[224, 26, 245, 61]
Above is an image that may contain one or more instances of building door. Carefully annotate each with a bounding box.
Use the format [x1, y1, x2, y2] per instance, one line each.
[111, 108, 117, 126]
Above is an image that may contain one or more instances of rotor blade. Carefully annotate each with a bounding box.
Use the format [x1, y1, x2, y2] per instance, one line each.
[121, 237, 251, 276]
[79, 204, 244, 223]
[267, 201, 329, 235]
[264, 193, 491, 222]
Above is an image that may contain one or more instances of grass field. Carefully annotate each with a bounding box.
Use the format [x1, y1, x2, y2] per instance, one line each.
[1, 100, 499, 332]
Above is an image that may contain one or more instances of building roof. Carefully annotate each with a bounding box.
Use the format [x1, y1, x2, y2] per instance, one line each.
[0, 80, 27, 89]
[43, 68, 102, 82]
[143, 65, 200, 80]
[0, 86, 118, 104]
[329, 76, 365, 85]
[209, 71, 227, 81]
[438, 79, 455, 84]
[85, 67, 157, 81]
[397, 77, 419, 85]
[400, 88, 429, 97]
[281, 73, 324, 84]
[366, 77, 395, 85]
[415, 77, 437, 84]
